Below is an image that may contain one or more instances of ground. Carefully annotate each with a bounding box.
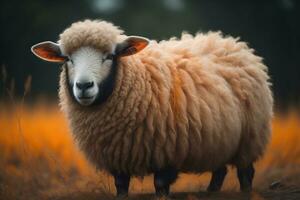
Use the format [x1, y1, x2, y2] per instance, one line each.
[0, 103, 300, 200]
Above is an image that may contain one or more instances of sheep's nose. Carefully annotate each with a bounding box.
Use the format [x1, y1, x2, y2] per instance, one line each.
[76, 81, 94, 90]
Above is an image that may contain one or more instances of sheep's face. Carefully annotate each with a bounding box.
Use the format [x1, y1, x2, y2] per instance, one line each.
[66, 47, 113, 106]
[31, 36, 149, 106]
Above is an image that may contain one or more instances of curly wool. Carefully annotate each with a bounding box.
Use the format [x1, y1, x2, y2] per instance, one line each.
[59, 25, 273, 176]
[59, 20, 123, 55]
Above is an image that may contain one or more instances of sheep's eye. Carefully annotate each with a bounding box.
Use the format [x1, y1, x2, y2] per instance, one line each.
[67, 57, 74, 64]
[102, 54, 113, 63]
[107, 54, 113, 60]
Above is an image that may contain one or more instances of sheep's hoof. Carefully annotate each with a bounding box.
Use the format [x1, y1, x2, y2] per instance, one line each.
[237, 164, 255, 192]
[155, 185, 170, 197]
[116, 190, 128, 198]
[241, 186, 252, 192]
[207, 184, 221, 192]
[113, 173, 130, 199]
[207, 166, 227, 192]
[116, 193, 128, 200]
[154, 167, 178, 197]
[154, 178, 170, 196]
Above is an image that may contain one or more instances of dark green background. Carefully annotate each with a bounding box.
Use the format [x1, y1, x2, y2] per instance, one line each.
[1, 0, 299, 108]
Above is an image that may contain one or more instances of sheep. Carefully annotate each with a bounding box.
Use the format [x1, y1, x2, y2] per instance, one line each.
[31, 19, 273, 197]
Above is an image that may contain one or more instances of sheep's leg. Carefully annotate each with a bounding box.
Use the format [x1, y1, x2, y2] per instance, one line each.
[237, 164, 255, 192]
[113, 173, 130, 197]
[207, 166, 227, 192]
[154, 167, 178, 197]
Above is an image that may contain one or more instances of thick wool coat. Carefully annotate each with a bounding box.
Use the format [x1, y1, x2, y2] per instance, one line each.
[58, 20, 273, 176]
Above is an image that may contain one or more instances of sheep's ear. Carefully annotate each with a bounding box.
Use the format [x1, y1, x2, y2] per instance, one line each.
[31, 41, 67, 63]
[116, 36, 149, 57]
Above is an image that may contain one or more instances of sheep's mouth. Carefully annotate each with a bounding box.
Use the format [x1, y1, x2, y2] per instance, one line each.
[75, 95, 96, 106]
[78, 96, 93, 100]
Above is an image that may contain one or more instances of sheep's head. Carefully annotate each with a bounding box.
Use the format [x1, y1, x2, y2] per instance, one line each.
[31, 20, 149, 106]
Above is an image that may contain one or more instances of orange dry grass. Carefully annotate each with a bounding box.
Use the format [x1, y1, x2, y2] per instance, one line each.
[0, 104, 89, 174]
[0, 104, 300, 199]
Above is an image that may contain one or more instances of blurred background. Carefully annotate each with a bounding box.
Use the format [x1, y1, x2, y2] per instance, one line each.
[0, 1, 300, 200]
[0, 0, 299, 108]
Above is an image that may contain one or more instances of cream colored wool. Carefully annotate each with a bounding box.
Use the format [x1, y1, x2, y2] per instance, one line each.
[59, 20, 123, 55]
[59, 20, 273, 176]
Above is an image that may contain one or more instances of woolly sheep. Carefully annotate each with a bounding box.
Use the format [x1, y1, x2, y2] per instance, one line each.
[31, 19, 273, 197]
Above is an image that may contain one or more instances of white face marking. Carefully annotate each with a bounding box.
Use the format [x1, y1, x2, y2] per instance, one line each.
[67, 47, 113, 106]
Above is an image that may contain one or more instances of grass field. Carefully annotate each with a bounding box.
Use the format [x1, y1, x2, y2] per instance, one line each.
[0, 103, 300, 200]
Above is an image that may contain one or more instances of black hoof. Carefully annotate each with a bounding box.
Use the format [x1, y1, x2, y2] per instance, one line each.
[207, 166, 227, 192]
[116, 194, 128, 199]
[155, 182, 170, 197]
[237, 164, 255, 192]
[114, 173, 130, 197]
[154, 167, 178, 197]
